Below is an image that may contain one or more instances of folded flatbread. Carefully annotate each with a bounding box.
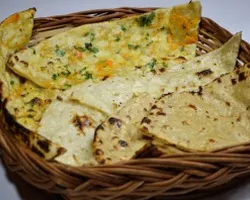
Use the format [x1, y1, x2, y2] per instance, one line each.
[92, 33, 241, 164]
[140, 63, 250, 152]
[0, 9, 65, 160]
[8, 2, 201, 89]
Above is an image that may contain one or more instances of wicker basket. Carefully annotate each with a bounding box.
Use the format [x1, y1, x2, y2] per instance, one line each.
[1, 7, 250, 200]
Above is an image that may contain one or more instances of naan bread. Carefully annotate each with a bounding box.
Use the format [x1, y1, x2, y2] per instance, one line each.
[37, 6, 239, 166]
[0, 8, 35, 59]
[92, 33, 241, 164]
[8, 2, 201, 89]
[0, 8, 36, 98]
[4, 2, 202, 137]
[0, 9, 58, 132]
[0, 9, 64, 160]
[140, 64, 250, 152]
[37, 26, 240, 166]
[93, 94, 154, 164]
[0, 2, 202, 164]
[152, 140, 187, 155]
[38, 100, 105, 166]
[68, 32, 242, 116]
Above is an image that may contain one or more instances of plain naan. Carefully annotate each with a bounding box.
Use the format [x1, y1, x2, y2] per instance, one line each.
[140, 64, 250, 152]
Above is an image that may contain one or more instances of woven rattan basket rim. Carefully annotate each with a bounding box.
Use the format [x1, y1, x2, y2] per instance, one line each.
[1, 7, 250, 200]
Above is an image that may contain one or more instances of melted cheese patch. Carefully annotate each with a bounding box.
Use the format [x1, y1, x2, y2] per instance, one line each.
[9, 1, 201, 89]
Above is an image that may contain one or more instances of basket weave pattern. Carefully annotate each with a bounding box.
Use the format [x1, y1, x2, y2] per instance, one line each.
[1, 8, 250, 200]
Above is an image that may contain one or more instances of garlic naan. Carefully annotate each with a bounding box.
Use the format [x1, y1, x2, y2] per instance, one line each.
[5, 2, 202, 137]
[0, 9, 64, 160]
[8, 2, 201, 89]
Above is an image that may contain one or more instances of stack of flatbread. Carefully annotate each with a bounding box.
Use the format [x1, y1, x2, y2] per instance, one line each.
[0, 1, 248, 166]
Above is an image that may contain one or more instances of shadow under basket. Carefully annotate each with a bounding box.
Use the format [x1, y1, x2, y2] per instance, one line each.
[1, 7, 250, 200]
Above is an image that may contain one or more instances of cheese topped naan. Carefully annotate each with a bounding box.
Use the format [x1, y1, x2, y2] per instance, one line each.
[0, 8, 61, 133]
[0, 8, 64, 160]
[8, 1, 201, 89]
[0, 8, 36, 98]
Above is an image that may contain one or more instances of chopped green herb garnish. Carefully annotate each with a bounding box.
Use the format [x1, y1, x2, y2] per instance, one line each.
[10, 80, 14, 85]
[31, 48, 36, 55]
[79, 67, 87, 74]
[136, 12, 155, 27]
[74, 46, 86, 52]
[64, 84, 72, 89]
[85, 42, 99, 53]
[162, 62, 168, 68]
[180, 46, 185, 52]
[121, 25, 127, 31]
[128, 44, 140, 50]
[146, 41, 153, 47]
[27, 114, 34, 118]
[146, 58, 157, 71]
[85, 43, 92, 50]
[55, 45, 65, 57]
[61, 70, 71, 77]
[160, 26, 166, 31]
[91, 47, 99, 53]
[84, 71, 93, 80]
[115, 36, 121, 42]
[89, 33, 95, 41]
[84, 32, 90, 36]
[52, 73, 59, 80]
